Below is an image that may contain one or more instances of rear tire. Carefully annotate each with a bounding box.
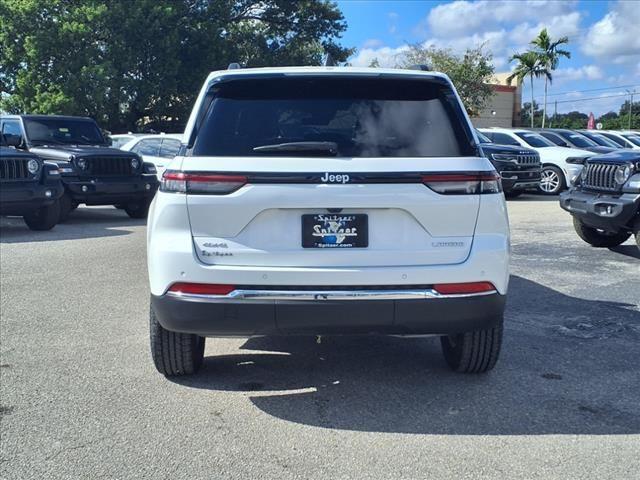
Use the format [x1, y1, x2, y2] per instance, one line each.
[124, 200, 150, 219]
[538, 165, 565, 195]
[150, 305, 205, 376]
[23, 201, 60, 231]
[440, 318, 503, 373]
[572, 217, 631, 248]
[57, 193, 74, 222]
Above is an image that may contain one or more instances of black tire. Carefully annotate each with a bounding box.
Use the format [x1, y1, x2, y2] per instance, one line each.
[572, 217, 631, 248]
[150, 304, 205, 376]
[504, 190, 523, 199]
[124, 200, 150, 219]
[57, 193, 74, 222]
[440, 318, 503, 373]
[538, 165, 565, 195]
[23, 201, 60, 231]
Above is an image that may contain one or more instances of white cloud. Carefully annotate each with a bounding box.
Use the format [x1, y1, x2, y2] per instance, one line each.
[421, 30, 510, 69]
[362, 39, 384, 49]
[582, 1, 640, 64]
[425, 0, 577, 39]
[508, 12, 581, 46]
[411, 2, 582, 73]
[349, 0, 636, 106]
[388, 11, 399, 35]
[350, 45, 409, 67]
[554, 65, 604, 82]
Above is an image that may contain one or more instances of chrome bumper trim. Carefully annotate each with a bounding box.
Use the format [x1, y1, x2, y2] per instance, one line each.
[166, 288, 497, 302]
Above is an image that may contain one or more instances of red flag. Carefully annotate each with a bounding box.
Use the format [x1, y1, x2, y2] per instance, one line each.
[587, 112, 595, 130]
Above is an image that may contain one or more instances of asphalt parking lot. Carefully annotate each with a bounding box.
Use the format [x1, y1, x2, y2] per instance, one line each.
[1, 195, 639, 480]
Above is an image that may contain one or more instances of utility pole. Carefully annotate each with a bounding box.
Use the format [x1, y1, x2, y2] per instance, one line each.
[551, 100, 557, 128]
[626, 89, 635, 130]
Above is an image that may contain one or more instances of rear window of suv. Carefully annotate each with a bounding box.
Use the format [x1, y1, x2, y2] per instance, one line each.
[192, 76, 475, 158]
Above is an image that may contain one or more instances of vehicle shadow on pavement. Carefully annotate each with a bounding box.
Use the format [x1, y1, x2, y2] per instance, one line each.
[0, 207, 144, 243]
[507, 193, 558, 202]
[609, 244, 640, 260]
[172, 275, 640, 435]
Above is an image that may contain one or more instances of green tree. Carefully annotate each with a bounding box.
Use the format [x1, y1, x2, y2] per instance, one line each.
[521, 101, 543, 127]
[530, 28, 570, 128]
[618, 100, 640, 129]
[0, 0, 352, 131]
[397, 45, 495, 116]
[548, 111, 588, 129]
[507, 51, 545, 128]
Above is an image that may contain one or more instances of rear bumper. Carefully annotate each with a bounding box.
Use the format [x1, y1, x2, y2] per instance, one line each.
[559, 189, 640, 232]
[64, 174, 159, 205]
[151, 289, 506, 336]
[0, 182, 63, 215]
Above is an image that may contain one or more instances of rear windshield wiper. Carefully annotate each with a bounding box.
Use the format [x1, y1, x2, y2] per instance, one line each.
[253, 141, 338, 156]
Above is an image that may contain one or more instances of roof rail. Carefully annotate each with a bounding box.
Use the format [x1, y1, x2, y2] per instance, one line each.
[408, 64, 431, 71]
[227, 63, 241, 70]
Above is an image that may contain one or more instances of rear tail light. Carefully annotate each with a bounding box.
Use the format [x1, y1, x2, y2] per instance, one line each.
[161, 171, 247, 194]
[421, 172, 502, 194]
[167, 283, 236, 295]
[433, 282, 496, 295]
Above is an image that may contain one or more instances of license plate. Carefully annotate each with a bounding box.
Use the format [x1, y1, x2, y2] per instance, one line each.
[302, 214, 368, 248]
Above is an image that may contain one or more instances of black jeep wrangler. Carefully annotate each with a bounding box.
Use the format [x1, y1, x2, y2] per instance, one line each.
[0, 139, 64, 230]
[476, 129, 541, 198]
[560, 150, 640, 251]
[0, 115, 159, 221]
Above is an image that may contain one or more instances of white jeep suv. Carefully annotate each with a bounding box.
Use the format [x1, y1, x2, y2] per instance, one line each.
[147, 67, 510, 376]
[479, 127, 592, 195]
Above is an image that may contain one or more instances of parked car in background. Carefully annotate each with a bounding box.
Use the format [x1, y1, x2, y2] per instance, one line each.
[148, 66, 510, 377]
[598, 131, 640, 150]
[560, 150, 640, 252]
[578, 130, 624, 149]
[0, 137, 63, 230]
[618, 131, 640, 148]
[119, 134, 182, 179]
[535, 129, 616, 154]
[110, 133, 144, 149]
[475, 129, 541, 198]
[0, 115, 159, 221]
[479, 127, 592, 195]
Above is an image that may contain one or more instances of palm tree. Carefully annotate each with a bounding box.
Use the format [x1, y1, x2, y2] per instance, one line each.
[507, 51, 545, 128]
[531, 28, 571, 128]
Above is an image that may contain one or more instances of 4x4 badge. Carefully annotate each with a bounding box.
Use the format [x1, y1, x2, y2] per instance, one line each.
[320, 173, 350, 184]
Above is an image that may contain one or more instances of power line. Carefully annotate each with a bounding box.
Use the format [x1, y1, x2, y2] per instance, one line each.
[540, 84, 640, 98]
[548, 92, 631, 105]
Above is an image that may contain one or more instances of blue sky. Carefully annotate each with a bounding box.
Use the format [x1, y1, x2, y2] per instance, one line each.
[336, 0, 640, 116]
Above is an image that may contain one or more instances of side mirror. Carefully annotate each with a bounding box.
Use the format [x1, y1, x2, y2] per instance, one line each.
[4, 134, 23, 147]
